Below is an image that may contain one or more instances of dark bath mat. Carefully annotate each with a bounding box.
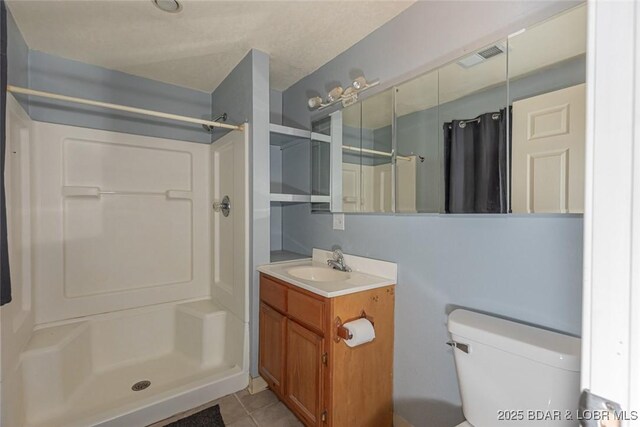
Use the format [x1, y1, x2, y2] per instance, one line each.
[166, 404, 225, 427]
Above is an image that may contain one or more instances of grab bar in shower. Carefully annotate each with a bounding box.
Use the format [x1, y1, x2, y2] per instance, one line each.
[62, 186, 192, 200]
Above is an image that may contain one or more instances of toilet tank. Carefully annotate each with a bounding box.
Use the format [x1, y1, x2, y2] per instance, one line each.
[448, 310, 581, 427]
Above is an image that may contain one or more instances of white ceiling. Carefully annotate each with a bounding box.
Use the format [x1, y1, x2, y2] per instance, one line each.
[7, 0, 415, 93]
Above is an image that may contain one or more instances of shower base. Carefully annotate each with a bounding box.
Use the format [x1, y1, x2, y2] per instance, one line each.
[19, 299, 248, 427]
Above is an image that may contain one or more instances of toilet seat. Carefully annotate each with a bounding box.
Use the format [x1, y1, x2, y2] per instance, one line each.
[455, 422, 473, 427]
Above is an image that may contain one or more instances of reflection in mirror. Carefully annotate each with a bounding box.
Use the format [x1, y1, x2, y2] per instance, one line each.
[341, 102, 362, 212]
[509, 4, 586, 214]
[395, 70, 439, 213]
[322, 4, 586, 216]
[439, 40, 508, 214]
[311, 116, 331, 212]
[339, 91, 396, 214]
[360, 89, 394, 213]
[360, 89, 393, 212]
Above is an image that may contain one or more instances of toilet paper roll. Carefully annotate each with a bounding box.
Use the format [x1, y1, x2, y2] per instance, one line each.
[343, 318, 375, 348]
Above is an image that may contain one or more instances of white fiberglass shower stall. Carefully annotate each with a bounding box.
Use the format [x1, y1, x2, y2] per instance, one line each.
[1, 94, 250, 427]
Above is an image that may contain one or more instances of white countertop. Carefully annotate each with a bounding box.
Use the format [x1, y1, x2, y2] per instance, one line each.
[257, 249, 397, 298]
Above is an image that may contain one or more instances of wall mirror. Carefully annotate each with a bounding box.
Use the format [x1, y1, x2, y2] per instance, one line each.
[439, 39, 508, 214]
[340, 101, 363, 212]
[395, 70, 439, 213]
[319, 4, 586, 216]
[359, 89, 394, 213]
[508, 4, 586, 214]
[310, 116, 332, 212]
[336, 89, 395, 213]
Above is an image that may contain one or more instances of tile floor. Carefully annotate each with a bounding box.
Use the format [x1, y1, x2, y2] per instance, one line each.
[152, 388, 303, 427]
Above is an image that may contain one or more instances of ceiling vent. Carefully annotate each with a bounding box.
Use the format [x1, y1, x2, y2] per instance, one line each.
[457, 43, 507, 69]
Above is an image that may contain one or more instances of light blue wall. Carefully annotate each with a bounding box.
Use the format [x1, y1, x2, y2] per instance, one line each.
[280, 2, 584, 426]
[270, 89, 283, 125]
[213, 49, 271, 378]
[281, 208, 583, 426]
[211, 51, 254, 142]
[6, 7, 28, 109]
[28, 51, 211, 144]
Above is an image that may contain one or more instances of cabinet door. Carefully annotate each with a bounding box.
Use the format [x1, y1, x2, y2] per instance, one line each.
[259, 302, 286, 396]
[286, 320, 324, 426]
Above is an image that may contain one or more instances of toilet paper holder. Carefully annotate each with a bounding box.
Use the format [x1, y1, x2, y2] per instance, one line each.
[334, 310, 374, 342]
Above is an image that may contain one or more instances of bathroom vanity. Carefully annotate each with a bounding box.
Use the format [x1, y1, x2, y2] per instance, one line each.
[257, 249, 397, 427]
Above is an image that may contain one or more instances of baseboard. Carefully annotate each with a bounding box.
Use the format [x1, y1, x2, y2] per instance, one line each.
[393, 413, 414, 427]
[247, 375, 269, 395]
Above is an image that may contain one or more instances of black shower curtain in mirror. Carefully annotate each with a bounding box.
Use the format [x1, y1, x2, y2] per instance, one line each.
[444, 108, 509, 214]
[1, 0, 11, 305]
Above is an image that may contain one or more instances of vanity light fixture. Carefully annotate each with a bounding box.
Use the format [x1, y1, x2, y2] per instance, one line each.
[327, 86, 344, 103]
[308, 76, 380, 110]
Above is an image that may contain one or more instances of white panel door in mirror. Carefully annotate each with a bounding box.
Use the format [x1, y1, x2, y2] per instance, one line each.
[512, 83, 585, 213]
[342, 163, 361, 212]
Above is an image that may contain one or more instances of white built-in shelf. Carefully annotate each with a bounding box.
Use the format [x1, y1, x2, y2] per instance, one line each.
[269, 123, 331, 147]
[310, 195, 331, 203]
[270, 250, 311, 263]
[270, 193, 312, 203]
[269, 123, 311, 147]
[311, 133, 331, 143]
[269, 124, 331, 205]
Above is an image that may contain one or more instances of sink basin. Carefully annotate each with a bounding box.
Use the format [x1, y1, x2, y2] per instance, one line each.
[287, 266, 350, 282]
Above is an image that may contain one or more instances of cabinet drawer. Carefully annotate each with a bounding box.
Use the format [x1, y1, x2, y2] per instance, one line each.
[260, 275, 287, 312]
[288, 289, 325, 333]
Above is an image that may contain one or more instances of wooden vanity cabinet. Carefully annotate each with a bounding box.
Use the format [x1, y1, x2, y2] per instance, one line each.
[259, 302, 286, 396]
[286, 319, 325, 425]
[258, 273, 395, 427]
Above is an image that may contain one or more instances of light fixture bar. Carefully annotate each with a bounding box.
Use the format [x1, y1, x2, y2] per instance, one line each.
[308, 78, 380, 111]
[318, 80, 379, 111]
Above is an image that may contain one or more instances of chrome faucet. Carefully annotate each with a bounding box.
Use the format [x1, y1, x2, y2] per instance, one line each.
[327, 248, 351, 272]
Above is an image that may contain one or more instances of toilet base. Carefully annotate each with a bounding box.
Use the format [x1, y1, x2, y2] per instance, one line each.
[456, 421, 473, 427]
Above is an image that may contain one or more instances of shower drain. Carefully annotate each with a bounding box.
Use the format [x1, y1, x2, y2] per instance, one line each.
[131, 380, 151, 391]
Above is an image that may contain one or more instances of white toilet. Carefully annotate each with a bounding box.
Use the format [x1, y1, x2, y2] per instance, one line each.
[448, 309, 581, 427]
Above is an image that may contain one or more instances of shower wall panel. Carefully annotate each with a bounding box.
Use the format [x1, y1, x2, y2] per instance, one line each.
[211, 130, 248, 323]
[31, 122, 212, 324]
[1, 95, 35, 427]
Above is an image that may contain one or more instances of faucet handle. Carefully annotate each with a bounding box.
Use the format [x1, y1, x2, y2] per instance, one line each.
[332, 248, 344, 261]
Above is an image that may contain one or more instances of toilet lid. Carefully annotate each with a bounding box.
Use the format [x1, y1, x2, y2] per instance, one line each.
[455, 422, 473, 427]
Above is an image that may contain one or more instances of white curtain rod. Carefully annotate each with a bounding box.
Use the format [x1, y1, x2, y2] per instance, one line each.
[7, 85, 243, 131]
[342, 145, 412, 161]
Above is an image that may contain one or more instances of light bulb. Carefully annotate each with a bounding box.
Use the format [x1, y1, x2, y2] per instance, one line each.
[327, 86, 344, 103]
[308, 96, 323, 109]
[352, 76, 367, 90]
